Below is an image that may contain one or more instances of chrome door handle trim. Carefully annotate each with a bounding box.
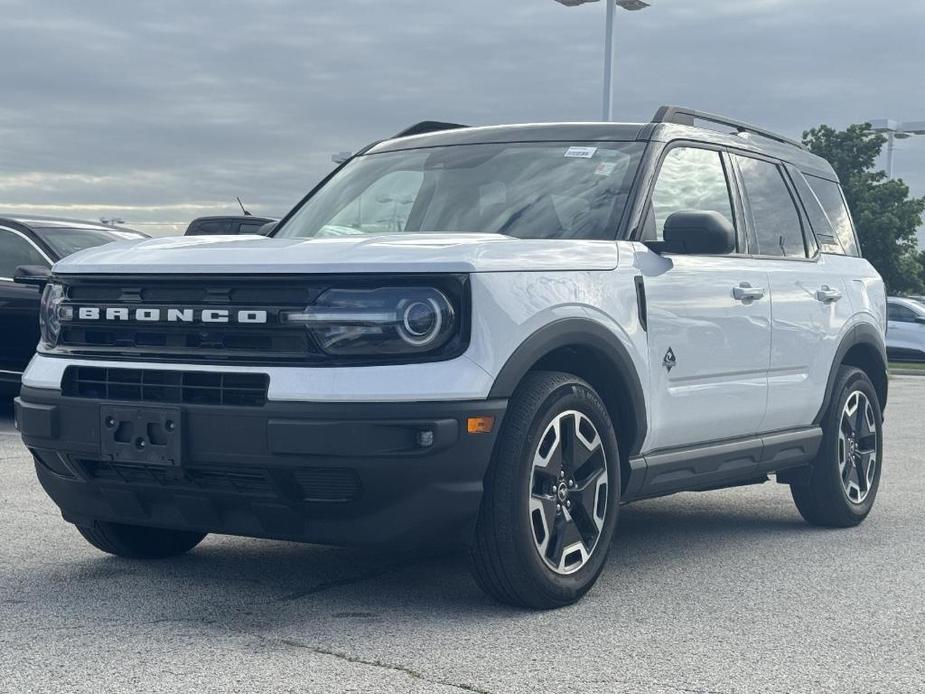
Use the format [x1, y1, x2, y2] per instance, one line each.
[816, 285, 843, 303]
[733, 283, 766, 302]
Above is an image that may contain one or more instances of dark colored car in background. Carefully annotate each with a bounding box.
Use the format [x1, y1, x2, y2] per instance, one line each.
[0, 216, 148, 388]
[184, 215, 276, 236]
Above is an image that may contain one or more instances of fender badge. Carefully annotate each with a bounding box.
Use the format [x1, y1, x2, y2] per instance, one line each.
[663, 348, 677, 372]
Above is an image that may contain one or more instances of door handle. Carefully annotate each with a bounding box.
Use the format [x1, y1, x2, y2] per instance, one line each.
[816, 285, 842, 303]
[733, 282, 766, 302]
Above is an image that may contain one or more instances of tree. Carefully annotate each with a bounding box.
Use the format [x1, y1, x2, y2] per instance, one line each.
[802, 123, 925, 294]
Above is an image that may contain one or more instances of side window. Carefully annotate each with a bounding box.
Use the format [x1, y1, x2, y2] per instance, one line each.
[0, 229, 49, 278]
[788, 167, 843, 254]
[735, 156, 806, 258]
[237, 222, 265, 235]
[645, 147, 735, 242]
[329, 170, 424, 233]
[887, 303, 920, 323]
[194, 220, 233, 235]
[806, 175, 859, 257]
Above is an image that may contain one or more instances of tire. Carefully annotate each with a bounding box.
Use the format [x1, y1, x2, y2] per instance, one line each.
[791, 366, 883, 527]
[470, 371, 621, 609]
[76, 520, 206, 559]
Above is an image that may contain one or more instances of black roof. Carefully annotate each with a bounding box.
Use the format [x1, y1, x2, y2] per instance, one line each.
[368, 105, 837, 181]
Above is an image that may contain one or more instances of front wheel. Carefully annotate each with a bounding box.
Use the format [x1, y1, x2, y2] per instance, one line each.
[791, 366, 883, 527]
[76, 520, 206, 559]
[470, 371, 620, 609]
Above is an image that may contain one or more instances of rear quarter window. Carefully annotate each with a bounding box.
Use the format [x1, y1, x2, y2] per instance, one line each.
[787, 167, 843, 255]
[805, 175, 859, 257]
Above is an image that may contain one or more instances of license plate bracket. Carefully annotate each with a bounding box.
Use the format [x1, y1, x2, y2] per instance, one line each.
[100, 405, 183, 466]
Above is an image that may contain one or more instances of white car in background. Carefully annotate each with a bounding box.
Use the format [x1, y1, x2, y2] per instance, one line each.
[887, 297, 925, 362]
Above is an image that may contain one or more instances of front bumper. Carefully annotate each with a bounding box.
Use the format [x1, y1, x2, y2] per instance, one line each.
[15, 386, 506, 547]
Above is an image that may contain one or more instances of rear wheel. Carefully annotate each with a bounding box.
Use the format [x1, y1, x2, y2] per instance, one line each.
[76, 520, 206, 559]
[791, 366, 882, 527]
[470, 371, 620, 609]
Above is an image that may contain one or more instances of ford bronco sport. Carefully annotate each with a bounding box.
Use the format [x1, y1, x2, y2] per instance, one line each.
[15, 107, 887, 608]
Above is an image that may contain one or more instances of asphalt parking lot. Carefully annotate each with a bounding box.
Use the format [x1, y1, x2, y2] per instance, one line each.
[1, 380, 923, 694]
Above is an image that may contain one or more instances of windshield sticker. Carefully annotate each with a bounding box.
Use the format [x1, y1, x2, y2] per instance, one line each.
[594, 162, 618, 176]
[564, 146, 597, 159]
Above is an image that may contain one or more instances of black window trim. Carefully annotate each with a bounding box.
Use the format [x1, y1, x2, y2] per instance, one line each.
[0, 225, 53, 282]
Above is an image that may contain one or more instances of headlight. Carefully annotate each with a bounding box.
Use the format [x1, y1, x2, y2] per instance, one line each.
[282, 286, 457, 356]
[39, 282, 70, 348]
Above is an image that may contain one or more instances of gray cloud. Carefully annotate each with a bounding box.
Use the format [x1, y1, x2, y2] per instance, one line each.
[0, 0, 923, 240]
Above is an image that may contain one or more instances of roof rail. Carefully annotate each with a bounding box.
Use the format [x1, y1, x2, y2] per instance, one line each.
[392, 121, 468, 139]
[652, 105, 807, 150]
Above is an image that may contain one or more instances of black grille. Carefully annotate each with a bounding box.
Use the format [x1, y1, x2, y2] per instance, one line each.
[62, 366, 269, 407]
[292, 468, 362, 502]
[57, 276, 319, 363]
[79, 460, 361, 502]
[49, 274, 469, 366]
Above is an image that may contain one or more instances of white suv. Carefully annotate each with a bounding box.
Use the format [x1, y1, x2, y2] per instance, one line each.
[15, 107, 888, 609]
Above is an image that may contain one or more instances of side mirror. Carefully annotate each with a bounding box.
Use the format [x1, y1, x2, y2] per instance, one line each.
[257, 221, 277, 236]
[661, 210, 736, 255]
[13, 265, 51, 288]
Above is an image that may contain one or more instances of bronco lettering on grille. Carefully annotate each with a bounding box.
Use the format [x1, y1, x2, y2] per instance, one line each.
[73, 307, 268, 324]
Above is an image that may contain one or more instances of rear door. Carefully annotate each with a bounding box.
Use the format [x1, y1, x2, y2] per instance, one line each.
[637, 144, 771, 451]
[0, 227, 51, 375]
[731, 154, 852, 432]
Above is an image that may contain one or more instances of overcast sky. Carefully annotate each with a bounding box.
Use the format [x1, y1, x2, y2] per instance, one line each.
[0, 0, 923, 239]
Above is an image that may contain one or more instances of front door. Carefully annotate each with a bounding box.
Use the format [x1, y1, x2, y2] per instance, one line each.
[0, 227, 50, 375]
[636, 145, 771, 452]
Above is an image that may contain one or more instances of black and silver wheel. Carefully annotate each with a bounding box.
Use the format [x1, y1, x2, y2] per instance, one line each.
[791, 366, 883, 527]
[837, 390, 878, 504]
[470, 371, 620, 609]
[528, 410, 609, 575]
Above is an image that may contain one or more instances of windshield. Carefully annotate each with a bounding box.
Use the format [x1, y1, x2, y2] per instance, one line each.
[275, 142, 645, 240]
[32, 227, 145, 258]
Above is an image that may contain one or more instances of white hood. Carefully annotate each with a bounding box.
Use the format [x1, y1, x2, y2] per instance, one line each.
[52, 233, 618, 275]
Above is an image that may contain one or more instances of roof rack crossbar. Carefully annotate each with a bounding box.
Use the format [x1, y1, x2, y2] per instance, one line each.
[652, 105, 807, 150]
[392, 121, 469, 139]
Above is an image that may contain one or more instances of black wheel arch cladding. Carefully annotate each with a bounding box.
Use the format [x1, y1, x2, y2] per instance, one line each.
[487, 318, 647, 457]
[815, 323, 888, 425]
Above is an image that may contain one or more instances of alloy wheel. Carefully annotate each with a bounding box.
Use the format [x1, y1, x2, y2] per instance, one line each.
[528, 410, 608, 575]
[838, 390, 878, 504]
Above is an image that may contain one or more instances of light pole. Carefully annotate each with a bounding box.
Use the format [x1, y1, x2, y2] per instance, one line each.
[554, 0, 651, 121]
[870, 119, 925, 178]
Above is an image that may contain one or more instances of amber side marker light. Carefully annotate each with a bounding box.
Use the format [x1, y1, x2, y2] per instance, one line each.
[467, 416, 495, 434]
